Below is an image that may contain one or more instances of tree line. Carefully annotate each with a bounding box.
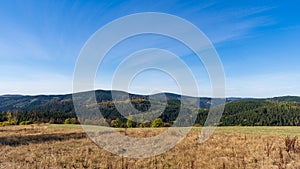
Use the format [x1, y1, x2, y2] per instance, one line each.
[1, 99, 300, 127]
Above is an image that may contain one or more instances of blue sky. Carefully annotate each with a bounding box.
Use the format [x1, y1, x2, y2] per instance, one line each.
[0, 0, 300, 97]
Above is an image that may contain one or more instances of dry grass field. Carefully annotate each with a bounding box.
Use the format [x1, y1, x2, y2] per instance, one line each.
[1, 124, 300, 169]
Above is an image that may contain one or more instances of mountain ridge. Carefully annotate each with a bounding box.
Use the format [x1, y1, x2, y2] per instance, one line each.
[1, 90, 300, 126]
[1, 89, 300, 112]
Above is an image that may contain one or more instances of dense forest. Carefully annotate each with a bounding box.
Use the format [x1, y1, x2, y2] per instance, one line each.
[0, 90, 300, 127]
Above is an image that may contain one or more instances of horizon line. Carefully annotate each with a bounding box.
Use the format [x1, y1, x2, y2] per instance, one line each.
[1, 88, 299, 99]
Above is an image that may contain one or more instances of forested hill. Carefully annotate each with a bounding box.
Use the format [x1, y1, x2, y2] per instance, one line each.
[0, 90, 300, 126]
[0, 90, 230, 112]
[219, 100, 300, 126]
[267, 96, 300, 102]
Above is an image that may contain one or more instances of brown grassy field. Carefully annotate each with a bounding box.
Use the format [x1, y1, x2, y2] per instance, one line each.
[0, 124, 300, 169]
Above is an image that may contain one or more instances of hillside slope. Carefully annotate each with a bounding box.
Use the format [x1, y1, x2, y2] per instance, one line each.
[1, 91, 300, 126]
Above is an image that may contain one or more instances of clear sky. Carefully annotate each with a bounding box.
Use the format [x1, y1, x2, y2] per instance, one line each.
[0, 0, 299, 97]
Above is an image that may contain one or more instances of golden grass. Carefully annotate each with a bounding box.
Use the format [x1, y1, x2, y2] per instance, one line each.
[0, 124, 300, 169]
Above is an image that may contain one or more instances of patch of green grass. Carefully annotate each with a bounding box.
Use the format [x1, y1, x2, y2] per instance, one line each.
[48, 124, 300, 136]
[200, 126, 300, 136]
[47, 124, 83, 130]
[48, 124, 115, 131]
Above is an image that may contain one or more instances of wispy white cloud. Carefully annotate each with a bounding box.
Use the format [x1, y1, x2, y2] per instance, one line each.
[0, 1, 292, 97]
[227, 72, 300, 97]
[0, 77, 72, 95]
[0, 28, 50, 61]
[279, 25, 300, 30]
[0, 64, 72, 95]
[191, 5, 276, 44]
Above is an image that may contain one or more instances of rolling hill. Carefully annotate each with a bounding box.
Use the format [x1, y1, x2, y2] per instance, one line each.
[1, 90, 300, 126]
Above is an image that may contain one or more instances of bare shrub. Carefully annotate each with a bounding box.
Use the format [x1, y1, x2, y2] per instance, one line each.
[277, 147, 285, 169]
[265, 141, 273, 157]
[285, 136, 297, 154]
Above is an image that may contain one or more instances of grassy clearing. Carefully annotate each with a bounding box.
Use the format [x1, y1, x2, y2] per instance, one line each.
[48, 124, 84, 130]
[214, 126, 300, 136]
[49, 124, 300, 136]
[1, 124, 300, 168]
